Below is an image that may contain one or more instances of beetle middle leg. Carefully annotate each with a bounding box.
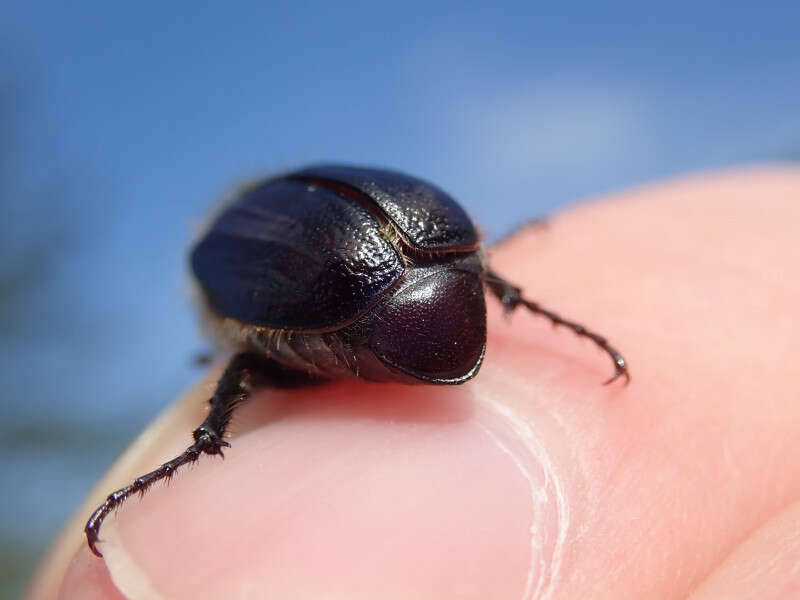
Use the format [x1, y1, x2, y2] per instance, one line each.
[84, 352, 263, 557]
[483, 270, 629, 384]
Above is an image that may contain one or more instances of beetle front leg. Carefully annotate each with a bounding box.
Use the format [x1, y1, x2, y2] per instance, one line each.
[84, 352, 262, 557]
[483, 270, 630, 385]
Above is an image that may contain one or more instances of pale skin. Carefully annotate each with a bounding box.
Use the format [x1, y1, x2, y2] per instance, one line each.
[26, 167, 800, 599]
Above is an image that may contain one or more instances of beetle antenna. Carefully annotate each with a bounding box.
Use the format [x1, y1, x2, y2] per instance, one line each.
[84, 353, 261, 557]
[483, 270, 630, 384]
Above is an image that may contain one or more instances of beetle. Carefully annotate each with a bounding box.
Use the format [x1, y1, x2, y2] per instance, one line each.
[85, 164, 629, 556]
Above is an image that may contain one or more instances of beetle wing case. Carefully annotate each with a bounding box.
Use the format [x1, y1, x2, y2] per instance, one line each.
[290, 165, 479, 252]
[191, 179, 404, 331]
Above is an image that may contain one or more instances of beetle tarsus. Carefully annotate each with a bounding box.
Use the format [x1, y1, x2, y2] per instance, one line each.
[484, 270, 630, 385]
[602, 355, 629, 385]
[84, 353, 261, 558]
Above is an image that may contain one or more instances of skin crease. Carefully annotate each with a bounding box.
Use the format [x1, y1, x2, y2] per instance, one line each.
[25, 166, 800, 599]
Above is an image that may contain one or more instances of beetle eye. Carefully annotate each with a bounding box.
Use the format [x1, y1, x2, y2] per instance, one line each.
[369, 269, 486, 383]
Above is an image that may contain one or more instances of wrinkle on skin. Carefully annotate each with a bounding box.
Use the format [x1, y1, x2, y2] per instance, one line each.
[688, 500, 800, 599]
[477, 399, 570, 600]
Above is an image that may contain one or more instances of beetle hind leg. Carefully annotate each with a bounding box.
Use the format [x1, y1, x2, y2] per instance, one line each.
[84, 352, 262, 557]
[483, 270, 629, 385]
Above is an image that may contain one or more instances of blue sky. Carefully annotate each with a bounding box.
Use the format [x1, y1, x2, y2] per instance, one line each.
[1, 1, 799, 594]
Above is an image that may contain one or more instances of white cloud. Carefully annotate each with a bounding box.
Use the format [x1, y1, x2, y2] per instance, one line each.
[450, 81, 652, 178]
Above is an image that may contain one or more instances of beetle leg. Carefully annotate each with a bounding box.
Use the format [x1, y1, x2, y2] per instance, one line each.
[84, 352, 262, 557]
[483, 270, 630, 385]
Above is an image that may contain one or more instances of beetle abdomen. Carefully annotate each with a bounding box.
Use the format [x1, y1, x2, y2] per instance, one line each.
[245, 328, 356, 379]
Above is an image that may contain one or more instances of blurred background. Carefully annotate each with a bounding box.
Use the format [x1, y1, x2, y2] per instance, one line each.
[1, 2, 799, 596]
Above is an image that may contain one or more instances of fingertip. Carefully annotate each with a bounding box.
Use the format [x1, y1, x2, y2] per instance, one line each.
[57, 547, 126, 600]
[99, 382, 562, 599]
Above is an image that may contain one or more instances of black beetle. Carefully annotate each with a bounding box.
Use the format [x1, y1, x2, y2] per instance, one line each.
[85, 164, 628, 556]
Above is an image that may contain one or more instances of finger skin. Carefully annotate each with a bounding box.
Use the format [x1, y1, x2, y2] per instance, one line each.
[25, 166, 800, 599]
[56, 549, 126, 600]
[688, 500, 800, 599]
